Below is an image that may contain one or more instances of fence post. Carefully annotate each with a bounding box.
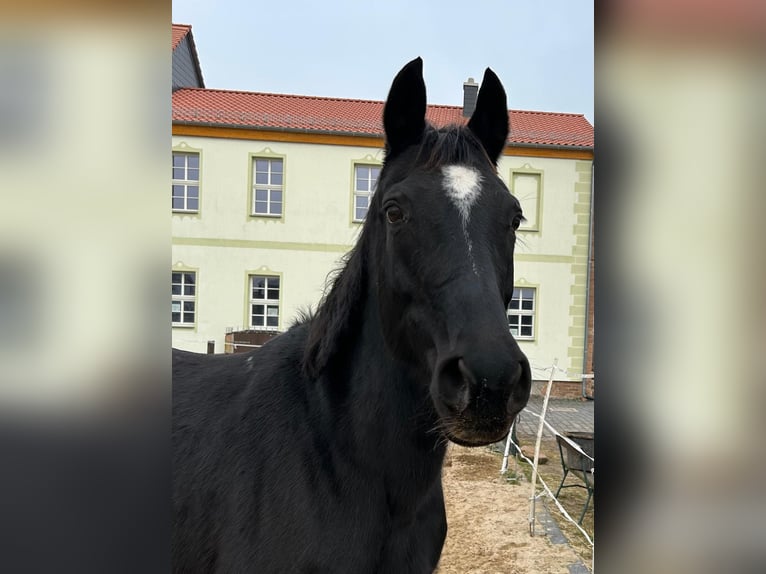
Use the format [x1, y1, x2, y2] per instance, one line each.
[207, 340, 215, 354]
[529, 357, 557, 536]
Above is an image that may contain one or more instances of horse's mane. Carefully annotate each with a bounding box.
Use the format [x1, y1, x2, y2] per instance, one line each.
[301, 123, 492, 379]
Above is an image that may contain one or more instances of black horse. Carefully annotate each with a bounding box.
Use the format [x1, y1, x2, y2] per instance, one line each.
[173, 57, 531, 573]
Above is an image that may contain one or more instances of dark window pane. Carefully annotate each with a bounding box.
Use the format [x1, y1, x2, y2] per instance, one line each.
[172, 154, 185, 167]
[253, 288, 264, 299]
[252, 316, 264, 326]
[271, 190, 282, 203]
[371, 167, 380, 179]
[183, 313, 195, 323]
[521, 300, 533, 310]
[356, 196, 368, 208]
[271, 160, 282, 173]
[254, 202, 268, 213]
[508, 316, 519, 326]
[183, 301, 195, 312]
[172, 284, 181, 295]
[355, 207, 366, 220]
[521, 326, 532, 337]
[184, 285, 195, 296]
[172, 198, 184, 209]
[521, 315, 533, 326]
[252, 277, 265, 289]
[512, 288, 520, 299]
[255, 159, 268, 172]
[271, 173, 282, 185]
[172, 185, 185, 197]
[188, 198, 199, 210]
[172, 273, 181, 283]
[188, 155, 199, 168]
[255, 190, 268, 201]
[267, 290, 279, 300]
[509, 300, 519, 310]
[266, 316, 278, 327]
[188, 168, 199, 181]
[522, 288, 534, 299]
[172, 312, 180, 322]
[184, 273, 195, 284]
[255, 173, 268, 185]
[271, 202, 282, 215]
[269, 277, 279, 288]
[356, 166, 368, 179]
[187, 186, 198, 198]
[173, 167, 185, 180]
[253, 304, 264, 315]
[356, 178, 368, 192]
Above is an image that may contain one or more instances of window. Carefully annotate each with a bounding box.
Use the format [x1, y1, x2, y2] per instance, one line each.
[510, 168, 542, 231]
[508, 287, 535, 339]
[172, 271, 196, 326]
[172, 152, 200, 212]
[353, 164, 380, 221]
[249, 275, 280, 330]
[252, 158, 283, 216]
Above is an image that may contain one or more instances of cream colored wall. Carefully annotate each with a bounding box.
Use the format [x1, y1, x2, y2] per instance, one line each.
[498, 155, 593, 380]
[173, 136, 379, 246]
[172, 134, 592, 381]
[172, 243, 346, 353]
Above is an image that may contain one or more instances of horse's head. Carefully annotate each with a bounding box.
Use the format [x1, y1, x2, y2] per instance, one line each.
[370, 58, 531, 446]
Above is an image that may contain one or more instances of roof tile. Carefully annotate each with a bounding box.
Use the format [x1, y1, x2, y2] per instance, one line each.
[172, 88, 593, 148]
[172, 24, 191, 51]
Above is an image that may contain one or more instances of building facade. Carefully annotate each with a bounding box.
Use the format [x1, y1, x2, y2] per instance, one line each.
[171, 25, 594, 396]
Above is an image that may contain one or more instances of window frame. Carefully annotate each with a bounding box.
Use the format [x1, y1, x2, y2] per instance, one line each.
[249, 154, 285, 219]
[509, 165, 543, 233]
[172, 151, 201, 213]
[507, 286, 537, 340]
[352, 162, 381, 223]
[172, 269, 198, 328]
[247, 273, 282, 331]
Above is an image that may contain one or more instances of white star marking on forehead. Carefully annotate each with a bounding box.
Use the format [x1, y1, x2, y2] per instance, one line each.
[442, 165, 483, 224]
[442, 165, 483, 276]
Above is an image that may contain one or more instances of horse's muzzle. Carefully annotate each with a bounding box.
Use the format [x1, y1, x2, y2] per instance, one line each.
[431, 349, 531, 446]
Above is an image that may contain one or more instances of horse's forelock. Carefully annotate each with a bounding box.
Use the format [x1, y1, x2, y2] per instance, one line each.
[419, 125, 494, 171]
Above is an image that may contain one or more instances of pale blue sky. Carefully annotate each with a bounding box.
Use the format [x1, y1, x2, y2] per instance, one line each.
[172, 1, 593, 125]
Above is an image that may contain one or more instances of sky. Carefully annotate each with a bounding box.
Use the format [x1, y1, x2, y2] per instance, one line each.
[172, 1, 593, 125]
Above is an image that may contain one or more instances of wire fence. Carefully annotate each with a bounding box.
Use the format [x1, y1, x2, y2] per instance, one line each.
[500, 358, 595, 570]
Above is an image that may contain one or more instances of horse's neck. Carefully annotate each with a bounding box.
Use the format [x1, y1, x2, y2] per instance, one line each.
[344, 294, 446, 466]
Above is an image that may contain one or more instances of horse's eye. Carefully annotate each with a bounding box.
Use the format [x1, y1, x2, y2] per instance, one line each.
[511, 215, 523, 230]
[386, 205, 404, 224]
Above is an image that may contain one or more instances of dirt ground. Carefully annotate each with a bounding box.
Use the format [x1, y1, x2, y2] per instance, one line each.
[436, 445, 586, 574]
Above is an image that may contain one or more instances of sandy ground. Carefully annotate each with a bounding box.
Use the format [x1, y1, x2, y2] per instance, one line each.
[436, 446, 583, 574]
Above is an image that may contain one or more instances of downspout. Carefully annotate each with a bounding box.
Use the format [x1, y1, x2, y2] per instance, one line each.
[582, 162, 594, 399]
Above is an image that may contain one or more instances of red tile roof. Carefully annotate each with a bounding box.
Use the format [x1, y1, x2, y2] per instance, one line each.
[172, 24, 191, 51]
[173, 88, 593, 148]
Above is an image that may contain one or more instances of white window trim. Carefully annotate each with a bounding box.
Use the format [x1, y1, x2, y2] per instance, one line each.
[353, 164, 380, 222]
[249, 275, 281, 331]
[172, 152, 200, 213]
[252, 158, 284, 217]
[172, 271, 196, 327]
[508, 287, 536, 340]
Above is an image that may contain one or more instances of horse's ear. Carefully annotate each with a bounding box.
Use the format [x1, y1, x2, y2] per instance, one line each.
[383, 57, 427, 156]
[467, 68, 509, 164]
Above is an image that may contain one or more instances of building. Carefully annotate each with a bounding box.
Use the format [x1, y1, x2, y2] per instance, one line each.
[171, 24, 594, 397]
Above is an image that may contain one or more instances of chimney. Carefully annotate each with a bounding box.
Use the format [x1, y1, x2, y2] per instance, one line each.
[462, 77, 479, 117]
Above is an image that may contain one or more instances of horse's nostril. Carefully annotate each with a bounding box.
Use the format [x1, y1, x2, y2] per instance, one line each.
[437, 357, 471, 412]
[457, 358, 476, 387]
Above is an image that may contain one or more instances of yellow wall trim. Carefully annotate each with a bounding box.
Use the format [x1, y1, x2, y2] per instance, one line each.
[172, 124, 594, 160]
[173, 236, 352, 253]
